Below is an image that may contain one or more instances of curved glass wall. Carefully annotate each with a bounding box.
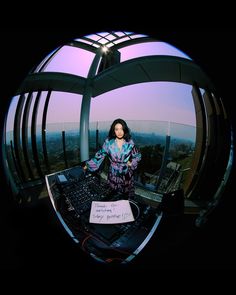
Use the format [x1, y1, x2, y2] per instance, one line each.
[2, 30, 233, 222]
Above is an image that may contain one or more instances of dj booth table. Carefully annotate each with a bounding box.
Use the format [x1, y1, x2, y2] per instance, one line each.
[45, 165, 162, 264]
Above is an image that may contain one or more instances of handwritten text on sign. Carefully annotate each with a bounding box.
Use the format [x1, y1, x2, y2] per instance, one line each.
[89, 200, 134, 224]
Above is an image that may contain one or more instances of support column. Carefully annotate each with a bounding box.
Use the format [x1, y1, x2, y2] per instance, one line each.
[80, 49, 103, 161]
[22, 92, 34, 180]
[184, 84, 207, 198]
[13, 93, 26, 182]
[31, 91, 43, 178]
[80, 86, 92, 161]
[42, 90, 52, 173]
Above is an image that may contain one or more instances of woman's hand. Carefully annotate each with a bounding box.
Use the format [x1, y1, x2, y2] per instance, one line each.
[127, 161, 132, 167]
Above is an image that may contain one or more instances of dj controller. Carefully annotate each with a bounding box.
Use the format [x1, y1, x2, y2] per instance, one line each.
[45, 165, 162, 263]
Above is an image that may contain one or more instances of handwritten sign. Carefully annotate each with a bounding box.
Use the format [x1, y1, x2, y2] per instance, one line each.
[89, 200, 134, 224]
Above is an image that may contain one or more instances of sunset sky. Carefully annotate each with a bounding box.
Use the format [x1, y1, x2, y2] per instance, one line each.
[6, 35, 197, 139]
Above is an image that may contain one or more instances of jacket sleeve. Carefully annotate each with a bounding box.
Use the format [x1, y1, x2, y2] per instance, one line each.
[86, 140, 108, 172]
[130, 145, 141, 170]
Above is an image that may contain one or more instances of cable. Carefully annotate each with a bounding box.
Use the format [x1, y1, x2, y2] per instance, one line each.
[129, 199, 140, 220]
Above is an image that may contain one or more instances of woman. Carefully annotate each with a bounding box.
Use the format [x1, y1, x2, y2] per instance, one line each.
[84, 118, 141, 199]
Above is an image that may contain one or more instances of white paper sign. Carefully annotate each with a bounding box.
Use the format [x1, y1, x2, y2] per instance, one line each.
[89, 200, 134, 224]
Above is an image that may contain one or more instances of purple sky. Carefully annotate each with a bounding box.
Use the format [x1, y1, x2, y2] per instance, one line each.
[6, 39, 197, 136]
[44, 41, 195, 127]
[90, 82, 195, 126]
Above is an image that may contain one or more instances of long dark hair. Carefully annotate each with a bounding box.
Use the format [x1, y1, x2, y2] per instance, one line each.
[108, 118, 131, 141]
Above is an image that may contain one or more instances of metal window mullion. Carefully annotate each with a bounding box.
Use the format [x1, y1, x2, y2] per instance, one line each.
[21, 91, 34, 180]
[211, 92, 231, 185]
[37, 46, 63, 73]
[31, 91, 43, 178]
[62, 130, 68, 169]
[41, 90, 52, 173]
[13, 93, 27, 182]
[194, 89, 219, 198]
[10, 140, 22, 184]
[80, 49, 103, 161]
[184, 84, 207, 197]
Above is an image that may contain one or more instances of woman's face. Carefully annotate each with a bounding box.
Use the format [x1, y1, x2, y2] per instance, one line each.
[114, 123, 124, 139]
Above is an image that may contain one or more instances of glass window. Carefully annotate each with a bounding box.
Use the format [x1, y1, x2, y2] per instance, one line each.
[89, 82, 196, 193]
[46, 91, 82, 171]
[119, 41, 191, 62]
[42, 45, 95, 77]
